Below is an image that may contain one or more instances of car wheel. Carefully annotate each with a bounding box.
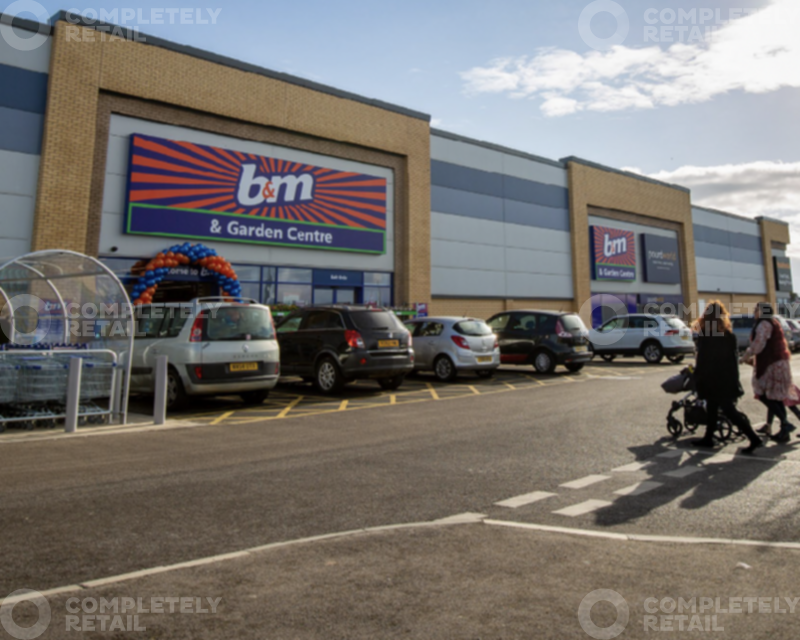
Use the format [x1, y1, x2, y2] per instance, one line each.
[475, 369, 495, 379]
[642, 341, 664, 364]
[314, 357, 344, 394]
[600, 354, 616, 362]
[533, 350, 556, 374]
[166, 368, 187, 411]
[565, 363, 584, 373]
[378, 375, 405, 391]
[240, 389, 270, 405]
[667, 355, 685, 364]
[433, 355, 457, 382]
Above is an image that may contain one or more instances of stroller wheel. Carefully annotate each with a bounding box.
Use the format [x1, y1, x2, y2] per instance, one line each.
[715, 416, 733, 442]
[685, 422, 699, 434]
[667, 416, 683, 437]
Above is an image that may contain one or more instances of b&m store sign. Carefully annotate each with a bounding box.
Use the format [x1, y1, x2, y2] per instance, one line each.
[591, 225, 636, 281]
[124, 134, 387, 254]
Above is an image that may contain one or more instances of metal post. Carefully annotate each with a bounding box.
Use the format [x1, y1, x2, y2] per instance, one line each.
[153, 355, 168, 425]
[64, 357, 82, 433]
[110, 366, 121, 421]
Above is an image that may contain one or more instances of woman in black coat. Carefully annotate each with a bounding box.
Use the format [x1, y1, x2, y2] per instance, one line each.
[693, 300, 761, 454]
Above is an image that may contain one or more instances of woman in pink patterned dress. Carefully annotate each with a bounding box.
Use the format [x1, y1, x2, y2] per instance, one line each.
[743, 302, 795, 444]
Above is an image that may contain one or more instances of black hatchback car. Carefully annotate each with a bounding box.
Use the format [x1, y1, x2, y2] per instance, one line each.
[485, 310, 592, 373]
[276, 306, 414, 393]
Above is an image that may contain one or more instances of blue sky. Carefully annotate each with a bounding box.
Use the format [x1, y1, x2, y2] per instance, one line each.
[14, 0, 800, 283]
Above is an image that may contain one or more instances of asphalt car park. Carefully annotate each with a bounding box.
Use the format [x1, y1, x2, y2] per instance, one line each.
[130, 358, 682, 428]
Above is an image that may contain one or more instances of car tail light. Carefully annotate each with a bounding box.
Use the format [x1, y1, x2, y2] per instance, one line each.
[194, 366, 203, 379]
[345, 330, 365, 349]
[665, 329, 679, 336]
[493, 337, 499, 350]
[407, 331, 413, 347]
[451, 335, 471, 350]
[189, 315, 204, 342]
[556, 320, 572, 339]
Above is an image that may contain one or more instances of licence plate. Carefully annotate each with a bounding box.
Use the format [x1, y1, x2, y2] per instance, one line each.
[574, 346, 588, 353]
[378, 340, 399, 348]
[682, 335, 690, 342]
[229, 362, 259, 372]
[476, 356, 492, 363]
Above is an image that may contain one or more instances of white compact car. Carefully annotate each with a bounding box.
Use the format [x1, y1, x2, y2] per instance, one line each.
[588, 313, 694, 364]
[130, 297, 280, 410]
[403, 316, 500, 381]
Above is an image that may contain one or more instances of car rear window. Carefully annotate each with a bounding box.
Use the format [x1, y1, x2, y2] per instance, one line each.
[350, 310, 403, 331]
[205, 306, 274, 341]
[733, 316, 755, 329]
[559, 314, 587, 332]
[665, 317, 687, 329]
[454, 320, 492, 336]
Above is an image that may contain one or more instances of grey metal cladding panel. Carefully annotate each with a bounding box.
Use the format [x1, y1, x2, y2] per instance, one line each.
[0, 26, 51, 73]
[0, 64, 47, 113]
[431, 185, 503, 222]
[693, 224, 761, 252]
[694, 241, 732, 262]
[0, 149, 39, 196]
[506, 272, 573, 299]
[502, 174, 569, 209]
[501, 153, 568, 187]
[504, 199, 570, 231]
[431, 160, 503, 197]
[431, 266, 505, 297]
[0, 107, 43, 154]
[0, 236, 30, 259]
[431, 212, 505, 246]
[505, 247, 572, 276]
[730, 247, 765, 265]
[0, 193, 34, 239]
[431, 239, 505, 270]
[430, 135, 504, 173]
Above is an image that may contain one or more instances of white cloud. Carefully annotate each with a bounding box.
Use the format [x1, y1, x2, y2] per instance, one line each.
[460, 0, 800, 116]
[641, 160, 800, 284]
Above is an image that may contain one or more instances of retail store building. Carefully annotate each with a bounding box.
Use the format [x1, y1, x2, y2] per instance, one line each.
[0, 12, 794, 325]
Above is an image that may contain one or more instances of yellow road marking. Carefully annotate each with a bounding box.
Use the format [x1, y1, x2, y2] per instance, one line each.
[562, 375, 575, 383]
[468, 385, 480, 395]
[390, 394, 396, 405]
[426, 382, 440, 400]
[277, 396, 303, 418]
[524, 375, 546, 386]
[210, 411, 234, 425]
[503, 381, 516, 390]
[338, 400, 349, 411]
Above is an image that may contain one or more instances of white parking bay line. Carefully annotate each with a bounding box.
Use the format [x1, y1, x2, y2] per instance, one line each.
[495, 491, 556, 509]
[560, 475, 611, 490]
[612, 461, 656, 473]
[662, 466, 705, 479]
[553, 499, 612, 517]
[614, 481, 664, 496]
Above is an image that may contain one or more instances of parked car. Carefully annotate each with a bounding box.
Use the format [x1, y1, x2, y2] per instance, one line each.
[588, 314, 694, 364]
[783, 318, 800, 353]
[403, 316, 500, 381]
[485, 310, 591, 374]
[130, 297, 280, 410]
[729, 314, 756, 351]
[275, 305, 413, 393]
[777, 316, 799, 352]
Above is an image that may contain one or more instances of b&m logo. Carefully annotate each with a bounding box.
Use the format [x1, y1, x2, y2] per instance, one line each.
[591, 225, 636, 282]
[592, 226, 636, 266]
[236, 164, 315, 207]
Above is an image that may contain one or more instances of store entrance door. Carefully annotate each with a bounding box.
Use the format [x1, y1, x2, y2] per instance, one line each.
[313, 287, 358, 305]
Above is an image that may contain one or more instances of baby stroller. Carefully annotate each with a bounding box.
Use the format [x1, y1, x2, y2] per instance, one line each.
[661, 366, 742, 442]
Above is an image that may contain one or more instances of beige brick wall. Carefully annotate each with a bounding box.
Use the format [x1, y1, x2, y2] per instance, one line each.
[566, 162, 697, 323]
[33, 21, 431, 306]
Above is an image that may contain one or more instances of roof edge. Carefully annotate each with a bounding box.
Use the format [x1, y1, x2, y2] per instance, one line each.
[431, 128, 565, 169]
[0, 12, 54, 35]
[560, 156, 691, 193]
[48, 10, 430, 122]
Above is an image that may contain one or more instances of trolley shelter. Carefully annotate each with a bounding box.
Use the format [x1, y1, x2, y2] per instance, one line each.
[0, 250, 134, 430]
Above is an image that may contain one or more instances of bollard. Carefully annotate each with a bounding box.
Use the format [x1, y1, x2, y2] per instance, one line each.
[64, 357, 82, 433]
[153, 355, 168, 425]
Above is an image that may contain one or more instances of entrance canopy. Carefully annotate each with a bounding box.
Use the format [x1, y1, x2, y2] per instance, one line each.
[0, 250, 133, 355]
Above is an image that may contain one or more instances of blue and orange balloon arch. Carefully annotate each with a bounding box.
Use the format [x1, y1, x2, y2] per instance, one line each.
[129, 243, 242, 305]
